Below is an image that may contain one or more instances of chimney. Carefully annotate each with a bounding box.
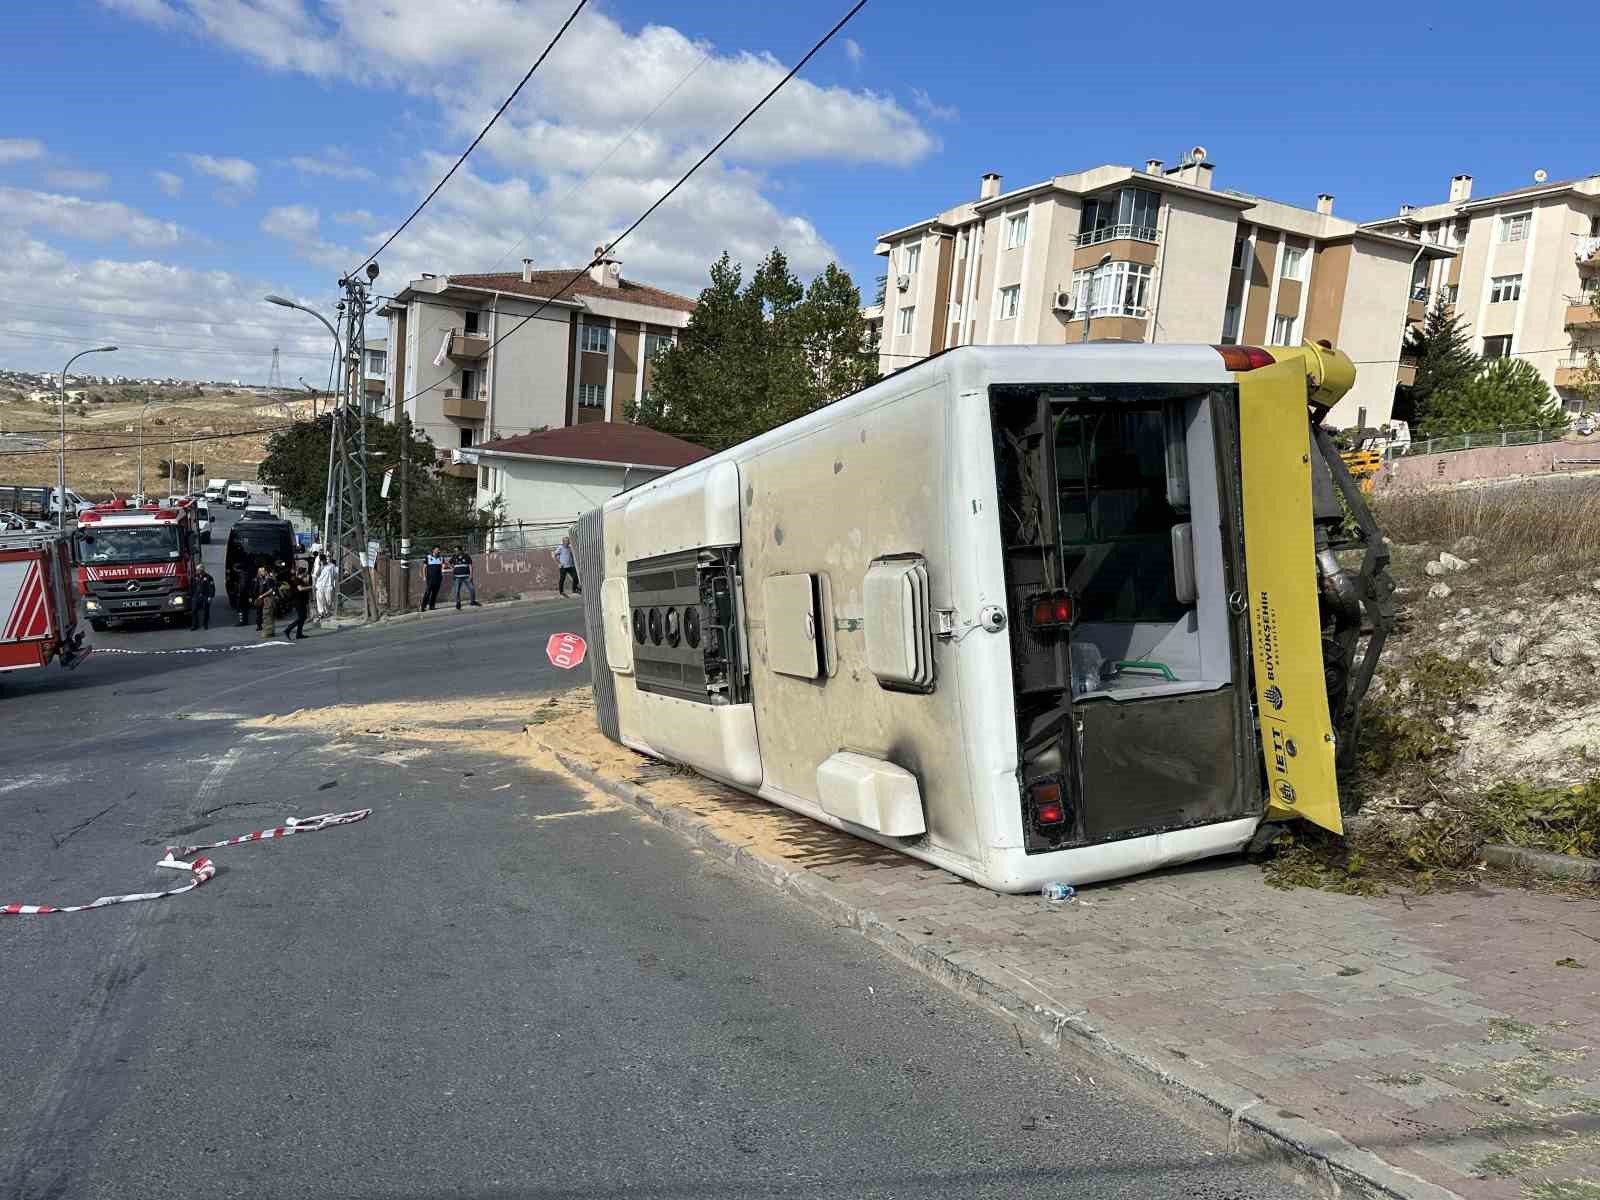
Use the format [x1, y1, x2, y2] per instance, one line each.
[979, 172, 1002, 200]
[1315, 193, 1334, 215]
[521, 258, 534, 284]
[1449, 174, 1473, 203]
[1399, 203, 1415, 217]
[588, 245, 608, 287]
[1145, 158, 1163, 174]
[1163, 145, 1214, 189]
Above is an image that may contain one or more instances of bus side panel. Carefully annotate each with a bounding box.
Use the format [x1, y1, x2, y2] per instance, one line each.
[739, 377, 985, 867]
[572, 505, 618, 742]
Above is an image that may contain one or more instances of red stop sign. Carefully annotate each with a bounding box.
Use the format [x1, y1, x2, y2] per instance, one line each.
[546, 632, 588, 670]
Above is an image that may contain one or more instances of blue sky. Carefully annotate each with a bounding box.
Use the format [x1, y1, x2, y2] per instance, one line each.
[0, 0, 1592, 381]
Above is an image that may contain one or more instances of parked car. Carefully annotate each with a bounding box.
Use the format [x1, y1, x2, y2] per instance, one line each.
[225, 484, 251, 509]
[241, 504, 277, 521]
[0, 509, 49, 531]
[1577, 414, 1596, 436]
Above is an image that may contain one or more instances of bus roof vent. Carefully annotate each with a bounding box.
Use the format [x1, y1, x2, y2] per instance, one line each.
[863, 556, 934, 693]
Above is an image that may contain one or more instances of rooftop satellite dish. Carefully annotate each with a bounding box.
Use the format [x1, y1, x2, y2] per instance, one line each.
[1534, 169, 1549, 183]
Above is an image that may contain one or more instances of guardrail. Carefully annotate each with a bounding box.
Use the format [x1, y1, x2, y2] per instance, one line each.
[1388, 427, 1566, 457]
[1075, 224, 1159, 247]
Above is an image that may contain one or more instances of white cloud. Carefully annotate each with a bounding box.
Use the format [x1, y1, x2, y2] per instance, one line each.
[334, 209, 376, 225]
[99, 0, 181, 26]
[0, 186, 182, 247]
[259, 204, 355, 272]
[0, 227, 342, 384]
[289, 147, 375, 182]
[0, 138, 46, 165]
[909, 88, 958, 122]
[843, 38, 863, 66]
[153, 169, 184, 197]
[44, 168, 111, 191]
[100, 2, 935, 299]
[182, 152, 259, 192]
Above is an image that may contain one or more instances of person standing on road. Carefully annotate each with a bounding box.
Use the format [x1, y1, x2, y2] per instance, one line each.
[553, 536, 581, 597]
[314, 553, 337, 622]
[450, 545, 480, 610]
[282, 569, 312, 640]
[253, 565, 276, 637]
[190, 568, 215, 631]
[421, 545, 444, 611]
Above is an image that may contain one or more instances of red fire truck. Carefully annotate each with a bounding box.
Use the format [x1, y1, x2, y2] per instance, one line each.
[74, 503, 202, 631]
[0, 528, 90, 674]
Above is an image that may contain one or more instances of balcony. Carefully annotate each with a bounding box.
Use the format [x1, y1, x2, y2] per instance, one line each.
[440, 461, 477, 480]
[446, 329, 491, 360]
[1555, 363, 1592, 389]
[363, 375, 384, 394]
[1075, 223, 1159, 248]
[1398, 357, 1418, 387]
[1565, 303, 1600, 329]
[1577, 236, 1600, 272]
[443, 394, 487, 421]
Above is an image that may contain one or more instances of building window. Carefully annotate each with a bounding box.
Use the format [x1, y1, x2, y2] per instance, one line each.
[896, 305, 916, 335]
[1483, 335, 1513, 359]
[1498, 213, 1531, 243]
[1070, 262, 1152, 319]
[463, 310, 482, 335]
[643, 331, 674, 360]
[1221, 304, 1240, 344]
[1279, 246, 1306, 282]
[902, 243, 921, 275]
[580, 323, 610, 353]
[577, 383, 604, 408]
[1272, 313, 1297, 343]
[1442, 283, 1460, 305]
[1232, 237, 1250, 270]
[948, 300, 962, 327]
[1005, 212, 1029, 249]
[459, 368, 477, 401]
[459, 427, 474, 448]
[478, 465, 489, 488]
[1489, 274, 1523, 303]
[366, 350, 386, 376]
[1078, 187, 1161, 245]
[997, 286, 1020, 320]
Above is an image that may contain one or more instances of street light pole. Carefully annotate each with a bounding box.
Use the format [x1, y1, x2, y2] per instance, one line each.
[57, 345, 116, 527]
[263, 295, 340, 422]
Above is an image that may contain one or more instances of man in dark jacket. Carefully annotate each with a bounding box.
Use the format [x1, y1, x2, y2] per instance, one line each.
[282, 569, 312, 640]
[450, 546, 480, 610]
[421, 545, 444, 611]
[190, 568, 215, 631]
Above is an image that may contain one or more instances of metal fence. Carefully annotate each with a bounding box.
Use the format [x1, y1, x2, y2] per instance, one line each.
[1389, 427, 1566, 458]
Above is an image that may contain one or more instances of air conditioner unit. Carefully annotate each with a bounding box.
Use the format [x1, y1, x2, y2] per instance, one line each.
[1051, 289, 1075, 313]
[896, 274, 911, 291]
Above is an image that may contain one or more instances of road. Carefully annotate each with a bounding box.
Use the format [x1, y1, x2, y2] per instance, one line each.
[1, 538, 1304, 1198]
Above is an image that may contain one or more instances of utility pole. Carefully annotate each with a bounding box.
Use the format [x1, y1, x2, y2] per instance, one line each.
[326, 265, 379, 620]
[399, 407, 411, 611]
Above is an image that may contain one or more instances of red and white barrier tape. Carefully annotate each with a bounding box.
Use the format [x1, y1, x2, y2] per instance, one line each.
[0, 808, 372, 917]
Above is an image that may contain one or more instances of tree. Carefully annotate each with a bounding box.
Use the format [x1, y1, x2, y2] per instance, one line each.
[633, 249, 879, 451]
[258, 414, 488, 545]
[1417, 356, 1568, 438]
[1401, 297, 1477, 425]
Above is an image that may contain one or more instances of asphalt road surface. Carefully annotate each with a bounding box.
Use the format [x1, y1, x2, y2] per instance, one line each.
[1, 582, 1304, 1198]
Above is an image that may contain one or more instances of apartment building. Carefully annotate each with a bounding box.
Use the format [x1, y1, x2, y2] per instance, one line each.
[380, 255, 695, 476]
[1362, 172, 1600, 409]
[869, 150, 1453, 427]
[363, 337, 386, 415]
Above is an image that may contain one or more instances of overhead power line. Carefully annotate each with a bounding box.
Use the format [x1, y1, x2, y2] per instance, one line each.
[0, 422, 296, 458]
[390, 0, 871, 416]
[347, 0, 591, 278]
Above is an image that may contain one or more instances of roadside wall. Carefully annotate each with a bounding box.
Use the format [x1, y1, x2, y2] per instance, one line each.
[1373, 442, 1573, 492]
[378, 546, 565, 608]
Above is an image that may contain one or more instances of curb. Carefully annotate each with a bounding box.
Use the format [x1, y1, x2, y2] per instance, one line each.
[365, 594, 579, 630]
[541, 741, 1463, 1200]
[1482, 842, 1600, 882]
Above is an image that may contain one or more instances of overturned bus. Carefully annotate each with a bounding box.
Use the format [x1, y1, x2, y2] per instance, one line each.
[572, 342, 1394, 893]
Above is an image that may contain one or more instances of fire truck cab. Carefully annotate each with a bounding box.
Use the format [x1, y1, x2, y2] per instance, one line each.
[74, 503, 203, 630]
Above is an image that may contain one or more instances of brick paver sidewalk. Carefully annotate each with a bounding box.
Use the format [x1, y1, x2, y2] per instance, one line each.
[539, 712, 1600, 1200]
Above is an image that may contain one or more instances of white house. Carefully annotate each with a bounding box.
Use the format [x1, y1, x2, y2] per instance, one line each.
[472, 422, 709, 546]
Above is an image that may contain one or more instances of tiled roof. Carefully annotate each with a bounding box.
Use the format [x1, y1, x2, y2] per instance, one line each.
[445, 269, 698, 314]
[476, 422, 709, 469]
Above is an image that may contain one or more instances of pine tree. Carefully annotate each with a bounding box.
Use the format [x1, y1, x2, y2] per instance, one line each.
[1417, 356, 1567, 438]
[1404, 297, 1479, 425]
[633, 249, 879, 451]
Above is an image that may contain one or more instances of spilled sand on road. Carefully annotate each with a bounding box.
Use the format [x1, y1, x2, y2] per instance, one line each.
[249, 687, 898, 870]
[246, 688, 620, 817]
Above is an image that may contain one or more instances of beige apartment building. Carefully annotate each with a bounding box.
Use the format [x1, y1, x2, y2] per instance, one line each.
[380, 256, 694, 476]
[1362, 173, 1600, 409]
[865, 151, 1453, 427]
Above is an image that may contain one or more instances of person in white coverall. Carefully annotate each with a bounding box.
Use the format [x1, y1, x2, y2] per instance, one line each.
[314, 553, 337, 621]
